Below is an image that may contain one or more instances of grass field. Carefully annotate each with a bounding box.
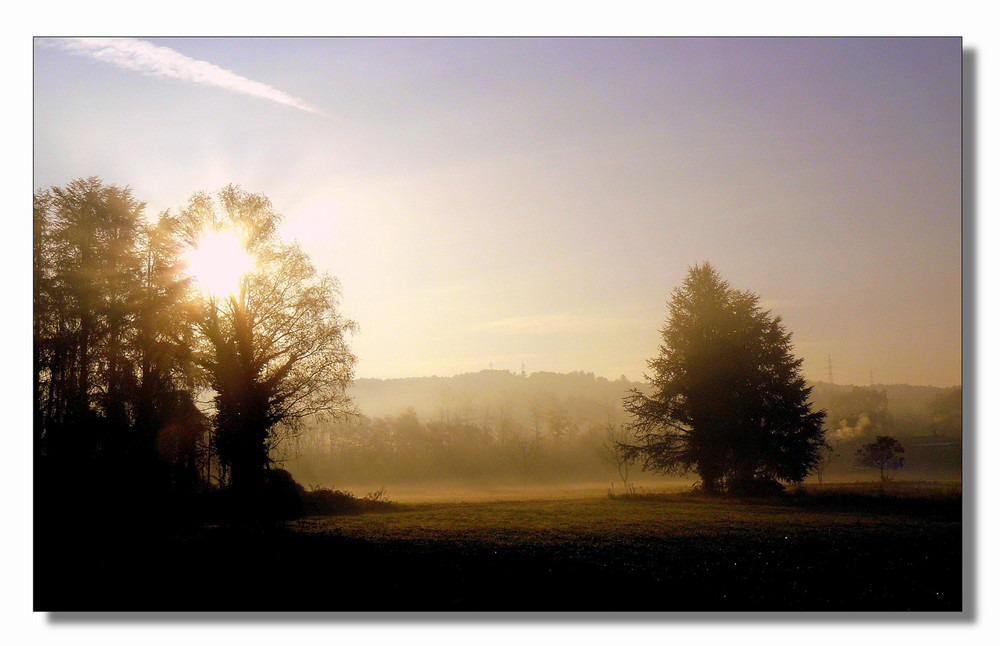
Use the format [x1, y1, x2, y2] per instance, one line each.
[37, 481, 962, 612]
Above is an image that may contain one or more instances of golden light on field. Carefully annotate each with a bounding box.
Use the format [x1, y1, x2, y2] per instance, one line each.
[184, 229, 255, 298]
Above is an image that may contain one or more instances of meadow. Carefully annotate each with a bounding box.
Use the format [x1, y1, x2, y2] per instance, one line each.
[38, 482, 962, 612]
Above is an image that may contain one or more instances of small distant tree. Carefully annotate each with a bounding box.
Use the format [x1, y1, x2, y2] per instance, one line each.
[855, 435, 905, 484]
[546, 399, 573, 444]
[595, 423, 637, 490]
[814, 443, 837, 485]
[509, 433, 540, 478]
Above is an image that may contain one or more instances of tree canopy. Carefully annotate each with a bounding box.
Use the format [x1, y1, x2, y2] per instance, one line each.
[34, 178, 206, 498]
[855, 435, 905, 484]
[623, 262, 826, 493]
[180, 186, 357, 491]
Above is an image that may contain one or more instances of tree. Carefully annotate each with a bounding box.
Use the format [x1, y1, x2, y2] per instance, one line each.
[814, 443, 838, 484]
[133, 211, 206, 486]
[546, 397, 573, 443]
[34, 178, 207, 490]
[623, 263, 826, 494]
[181, 186, 357, 492]
[596, 423, 637, 491]
[34, 178, 148, 462]
[855, 435, 905, 484]
[508, 433, 540, 478]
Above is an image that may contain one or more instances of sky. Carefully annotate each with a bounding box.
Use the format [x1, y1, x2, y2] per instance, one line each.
[32, 37, 962, 386]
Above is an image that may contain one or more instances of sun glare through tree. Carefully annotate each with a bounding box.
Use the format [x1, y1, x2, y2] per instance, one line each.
[183, 228, 255, 298]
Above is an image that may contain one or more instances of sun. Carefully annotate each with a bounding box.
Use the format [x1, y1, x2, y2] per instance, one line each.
[184, 229, 255, 298]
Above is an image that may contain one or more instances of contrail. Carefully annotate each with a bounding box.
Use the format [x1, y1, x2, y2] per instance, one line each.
[42, 37, 326, 117]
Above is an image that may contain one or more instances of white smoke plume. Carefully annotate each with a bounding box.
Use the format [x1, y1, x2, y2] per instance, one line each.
[832, 412, 872, 442]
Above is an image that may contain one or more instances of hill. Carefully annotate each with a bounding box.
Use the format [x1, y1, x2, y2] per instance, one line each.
[349, 370, 959, 437]
[284, 371, 961, 489]
[348, 369, 641, 425]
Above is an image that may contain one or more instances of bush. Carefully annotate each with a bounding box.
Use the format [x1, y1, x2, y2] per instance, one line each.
[188, 471, 399, 521]
[740, 477, 787, 497]
[302, 486, 399, 516]
[262, 468, 307, 519]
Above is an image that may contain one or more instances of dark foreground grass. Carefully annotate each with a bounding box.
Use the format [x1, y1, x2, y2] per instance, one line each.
[36, 487, 962, 612]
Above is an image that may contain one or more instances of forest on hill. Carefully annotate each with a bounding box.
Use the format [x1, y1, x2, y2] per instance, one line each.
[284, 370, 962, 490]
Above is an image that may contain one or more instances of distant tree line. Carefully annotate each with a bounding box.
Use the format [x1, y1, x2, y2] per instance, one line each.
[285, 366, 960, 491]
[287, 399, 638, 488]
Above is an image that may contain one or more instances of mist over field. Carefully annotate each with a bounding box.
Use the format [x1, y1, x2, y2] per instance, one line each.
[279, 369, 961, 500]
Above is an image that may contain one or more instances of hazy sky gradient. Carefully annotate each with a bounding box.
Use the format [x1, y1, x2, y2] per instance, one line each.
[33, 37, 961, 386]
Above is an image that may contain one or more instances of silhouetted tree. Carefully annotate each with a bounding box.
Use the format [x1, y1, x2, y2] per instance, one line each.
[34, 178, 205, 491]
[34, 178, 147, 463]
[182, 186, 357, 492]
[493, 396, 516, 447]
[814, 444, 838, 484]
[33, 188, 54, 456]
[596, 423, 637, 490]
[623, 263, 826, 494]
[855, 435, 905, 484]
[509, 433, 540, 478]
[133, 211, 205, 485]
[546, 398, 573, 443]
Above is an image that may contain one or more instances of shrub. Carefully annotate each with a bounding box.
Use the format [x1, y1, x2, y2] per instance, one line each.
[302, 486, 399, 516]
[262, 468, 307, 519]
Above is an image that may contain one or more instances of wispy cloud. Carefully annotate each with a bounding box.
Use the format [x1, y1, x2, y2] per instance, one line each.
[42, 38, 326, 117]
